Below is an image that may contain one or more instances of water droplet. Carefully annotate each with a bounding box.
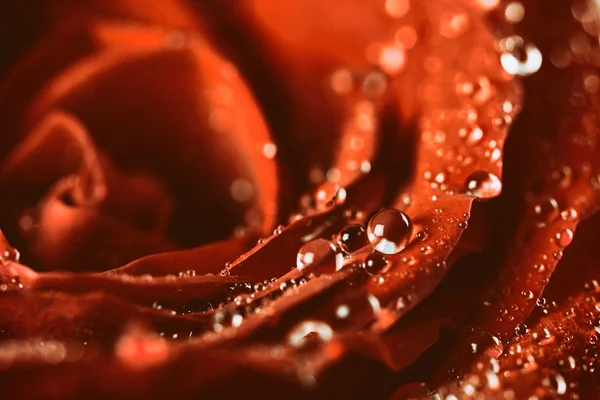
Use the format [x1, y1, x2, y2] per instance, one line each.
[439, 11, 470, 39]
[533, 198, 559, 227]
[336, 224, 368, 253]
[367, 209, 412, 255]
[362, 71, 388, 97]
[296, 239, 343, 277]
[303, 182, 347, 211]
[230, 179, 254, 203]
[560, 207, 578, 221]
[468, 329, 504, 358]
[377, 44, 405, 75]
[550, 372, 567, 395]
[384, 0, 410, 18]
[463, 171, 502, 199]
[262, 143, 278, 159]
[288, 320, 333, 348]
[500, 35, 542, 76]
[505, 2, 525, 24]
[460, 125, 484, 144]
[554, 228, 574, 247]
[330, 290, 381, 328]
[181, 299, 214, 314]
[364, 252, 389, 275]
[116, 325, 169, 369]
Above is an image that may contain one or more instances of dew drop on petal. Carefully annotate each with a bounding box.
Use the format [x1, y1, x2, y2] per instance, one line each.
[384, 0, 410, 18]
[330, 68, 354, 95]
[336, 224, 368, 253]
[331, 290, 381, 328]
[288, 320, 333, 348]
[297, 239, 343, 277]
[262, 143, 278, 159]
[463, 171, 502, 199]
[554, 228, 574, 247]
[230, 179, 254, 203]
[364, 252, 389, 275]
[500, 35, 542, 76]
[533, 197, 559, 227]
[505, 2, 525, 24]
[367, 209, 412, 255]
[116, 326, 169, 370]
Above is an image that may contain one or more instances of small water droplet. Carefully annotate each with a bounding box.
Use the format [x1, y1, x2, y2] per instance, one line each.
[336, 224, 368, 253]
[330, 290, 381, 328]
[463, 171, 502, 199]
[262, 143, 278, 159]
[533, 198, 559, 227]
[288, 320, 333, 348]
[554, 228, 574, 247]
[505, 2, 525, 24]
[330, 68, 354, 95]
[367, 209, 412, 255]
[468, 329, 504, 358]
[460, 125, 484, 144]
[362, 71, 388, 97]
[439, 11, 470, 39]
[560, 207, 578, 221]
[364, 252, 389, 275]
[384, 0, 410, 18]
[500, 35, 542, 76]
[230, 179, 254, 203]
[302, 183, 347, 212]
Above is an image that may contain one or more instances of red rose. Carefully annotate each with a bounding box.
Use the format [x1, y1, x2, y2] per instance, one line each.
[0, 0, 599, 398]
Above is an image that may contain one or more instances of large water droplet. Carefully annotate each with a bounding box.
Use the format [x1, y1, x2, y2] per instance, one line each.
[367, 209, 412, 255]
[500, 35, 542, 76]
[296, 239, 343, 277]
[463, 171, 502, 199]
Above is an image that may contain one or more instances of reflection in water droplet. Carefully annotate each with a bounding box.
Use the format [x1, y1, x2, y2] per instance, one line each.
[367, 209, 412, 255]
[500, 35, 542, 76]
[288, 320, 333, 348]
[297, 239, 343, 277]
[463, 171, 502, 199]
